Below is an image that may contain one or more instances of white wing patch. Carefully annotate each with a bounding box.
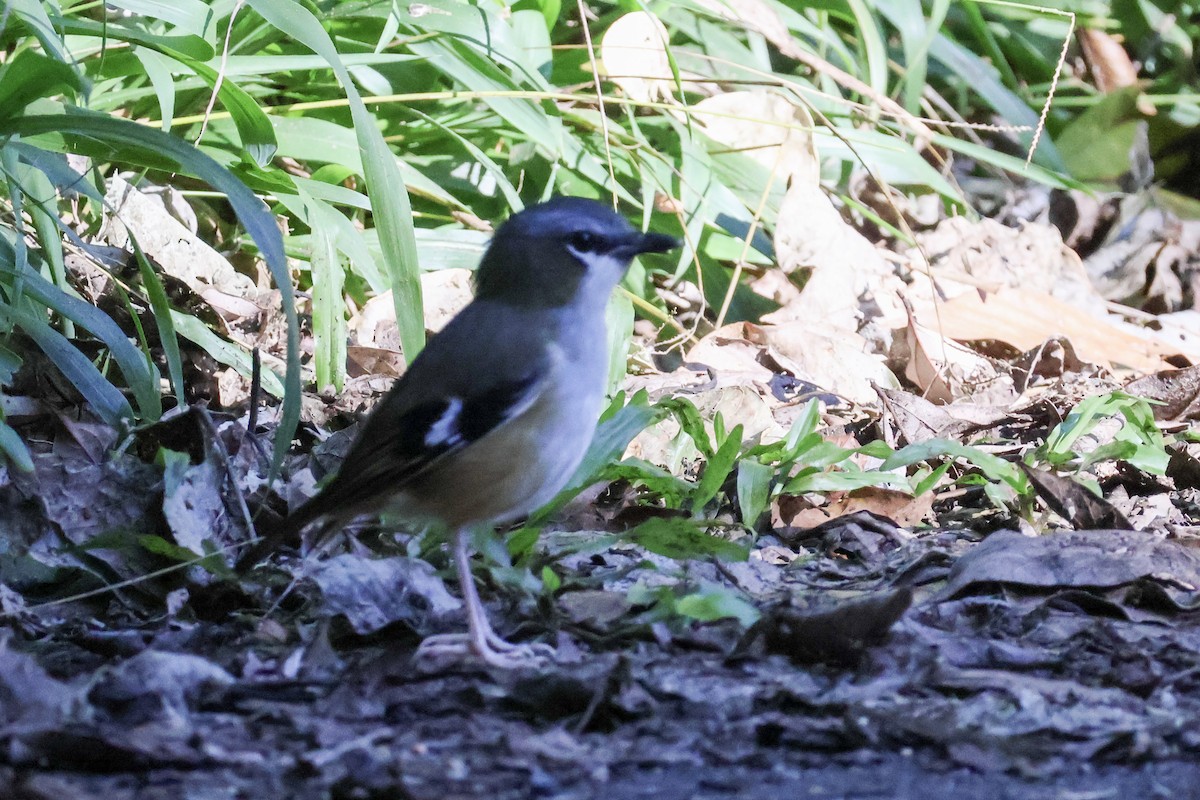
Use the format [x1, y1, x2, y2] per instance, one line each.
[423, 396, 464, 449]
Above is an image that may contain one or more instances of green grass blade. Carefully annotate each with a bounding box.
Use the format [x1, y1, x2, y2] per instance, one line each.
[306, 199, 346, 392]
[128, 237, 186, 404]
[12, 304, 134, 426]
[246, 0, 425, 359]
[0, 111, 300, 469]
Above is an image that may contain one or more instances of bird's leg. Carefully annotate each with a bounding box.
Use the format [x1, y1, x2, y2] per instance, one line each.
[415, 526, 554, 669]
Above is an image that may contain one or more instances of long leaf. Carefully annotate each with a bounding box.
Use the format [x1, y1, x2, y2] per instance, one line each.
[12, 305, 134, 426]
[0, 233, 161, 419]
[0, 112, 300, 470]
[246, 0, 425, 360]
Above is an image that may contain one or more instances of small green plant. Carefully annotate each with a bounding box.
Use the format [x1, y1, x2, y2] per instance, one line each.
[1036, 391, 1168, 476]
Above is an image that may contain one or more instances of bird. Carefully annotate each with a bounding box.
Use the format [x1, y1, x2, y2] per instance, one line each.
[238, 197, 680, 668]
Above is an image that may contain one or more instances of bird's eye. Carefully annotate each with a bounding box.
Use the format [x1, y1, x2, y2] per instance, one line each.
[568, 231, 602, 254]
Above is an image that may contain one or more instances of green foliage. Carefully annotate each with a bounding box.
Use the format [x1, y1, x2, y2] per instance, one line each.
[4, 1, 1188, 637]
[0, 0, 1117, 480]
[1037, 391, 1169, 476]
[622, 517, 748, 562]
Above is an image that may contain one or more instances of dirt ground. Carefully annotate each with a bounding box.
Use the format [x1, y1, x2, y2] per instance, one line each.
[6, 518, 1200, 799]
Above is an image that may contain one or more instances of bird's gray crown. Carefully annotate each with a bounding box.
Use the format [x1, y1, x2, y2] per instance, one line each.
[474, 198, 678, 307]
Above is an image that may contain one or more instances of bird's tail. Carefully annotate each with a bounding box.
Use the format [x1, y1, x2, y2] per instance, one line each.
[235, 494, 334, 572]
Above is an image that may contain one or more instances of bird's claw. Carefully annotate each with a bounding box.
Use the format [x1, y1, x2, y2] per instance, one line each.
[415, 631, 555, 670]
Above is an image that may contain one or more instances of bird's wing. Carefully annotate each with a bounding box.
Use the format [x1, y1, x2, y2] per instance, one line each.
[237, 302, 558, 571]
[237, 368, 545, 570]
[312, 367, 544, 515]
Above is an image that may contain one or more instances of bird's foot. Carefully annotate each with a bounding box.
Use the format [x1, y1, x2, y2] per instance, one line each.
[415, 629, 555, 670]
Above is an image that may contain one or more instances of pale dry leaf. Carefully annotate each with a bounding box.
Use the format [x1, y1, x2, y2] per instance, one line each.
[625, 383, 780, 468]
[901, 315, 1014, 405]
[691, 91, 818, 186]
[102, 176, 260, 311]
[772, 183, 906, 332]
[1154, 311, 1200, 356]
[746, 321, 899, 404]
[686, 323, 781, 385]
[419, 268, 475, 332]
[350, 268, 474, 352]
[909, 217, 1103, 314]
[599, 11, 673, 104]
[692, 384, 784, 444]
[911, 288, 1191, 373]
[876, 387, 1008, 447]
[163, 455, 239, 556]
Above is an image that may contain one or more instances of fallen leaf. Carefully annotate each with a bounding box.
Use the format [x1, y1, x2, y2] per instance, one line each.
[599, 12, 674, 103]
[1124, 365, 1200, 421]
[692, 91, 818, 186]
[306, 554, 460, 635]
[900, 311, 1014, 404]
[1018, 464, 1134, 531]
[911, 288, 1190, 373]
[102, 176, 260, 312]
[941, 529, 1200, 600]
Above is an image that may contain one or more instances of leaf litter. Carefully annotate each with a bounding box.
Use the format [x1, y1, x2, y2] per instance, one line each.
[8, 167, 1200, 799]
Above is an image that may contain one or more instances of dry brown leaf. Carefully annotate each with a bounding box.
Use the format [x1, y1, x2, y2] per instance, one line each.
[345, 346, 406, 379]
[1078, 29, 1143, 97]
[877, 387, 978, 447]
[900, 313, 1014, 404]
[773, 488, 933, 531]
[1124, 365, 1200, 421]
[102, 176, 260, 312]
[911, 288, 1191, 373]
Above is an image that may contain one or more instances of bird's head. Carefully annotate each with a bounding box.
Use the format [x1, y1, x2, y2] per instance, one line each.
[474, 197, 680, 307]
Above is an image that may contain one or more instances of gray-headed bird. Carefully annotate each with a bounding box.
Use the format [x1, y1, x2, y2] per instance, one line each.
[239, 197, 680, 668]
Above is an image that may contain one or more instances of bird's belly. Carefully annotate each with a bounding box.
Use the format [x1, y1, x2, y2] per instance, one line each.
[406, 379, 603, 528]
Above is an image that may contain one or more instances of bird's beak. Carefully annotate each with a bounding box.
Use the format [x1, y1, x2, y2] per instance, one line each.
[627, 232, 681, 256]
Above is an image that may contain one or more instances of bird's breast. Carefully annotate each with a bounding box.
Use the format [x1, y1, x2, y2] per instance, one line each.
[406, 333, 608, 528]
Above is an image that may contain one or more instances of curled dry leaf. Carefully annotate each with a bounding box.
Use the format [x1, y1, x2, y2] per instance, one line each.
[1085, 207, 1200, 314]
[1018, 464, 1134, 531]
[1124, 365, 1200, 422]
[875, 386, 1009, 447]
[773, 488, 933, 532]
[102, 176, 261, 316]
[899, 312, 1014, 405]
[1078, 28, 1144, 97]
